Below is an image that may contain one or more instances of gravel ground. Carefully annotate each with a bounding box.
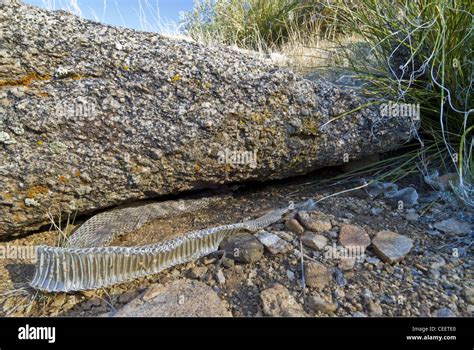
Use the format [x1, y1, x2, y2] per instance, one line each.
[0, 169, 472, 317]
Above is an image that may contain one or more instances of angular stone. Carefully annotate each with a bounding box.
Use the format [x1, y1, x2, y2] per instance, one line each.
[284, 219, 305, 235]
[215, 269, 226, 285]
[256, 231, 292, 255]
[297, 211, 332, 233]
[110, 280, 231, 317]
[372, 230, 413, 264]
[463, 287, 474, 305]
[300, 232, 328, 250]
[434, 218, 473, 235]
[260, 284, 307, 317]
[432, 308, 456, 317]
[367, 301, 383, 316]
[307, 296, 337, 314]
[304, 261, 331, 289]
[339, 224, 371, 249]
[219, 232, 264, 263]
[118, 290, 139, 304]
[384, 187, 419, 208]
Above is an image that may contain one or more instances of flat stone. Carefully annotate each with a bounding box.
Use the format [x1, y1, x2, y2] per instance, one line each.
[304, 261, 331, 289]
[339, 224, 371, 249]
[275, 231, 294, 242]
[372, 230, 413, 264]
[384, 187, 419, 208]
[110, 280, 231, 317]
[339, 258, 356, 270]
[367, 301, 383, 316]
[405, 209, 419, 222]
[432, 308, 457, 317]
[300, 232, 328, 250]
[118, 290, 139, 304]
[284, 219, 305, 235]
[307, 296, 337, 314]
[256, 231, 292, 255]
[297, 211, 332, 233]
[219, 232, 264, 263]
[260, 284, 307, 317]
[215, 269, 226, 285]
[463, 287, 474, 304]
[434, 218, 473, 235]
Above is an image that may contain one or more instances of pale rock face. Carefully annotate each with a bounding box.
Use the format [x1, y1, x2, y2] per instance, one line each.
[372, 230, 413, 264]
[109, 280, 232, 317]
[0, 3, 418, 238]
[260, 284, 307, 317]
[304, 261, 331, 289]
[256, 231, 292, 255]
[339, 224, 371, 249]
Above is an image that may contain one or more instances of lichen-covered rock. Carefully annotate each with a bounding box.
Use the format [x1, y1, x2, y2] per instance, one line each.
[297, 211, 332, 233]
[339, 224, 371, 249]
[260, 284, 307, 317]
[0, 2, 418, 238]
[304, 261, 331, 289]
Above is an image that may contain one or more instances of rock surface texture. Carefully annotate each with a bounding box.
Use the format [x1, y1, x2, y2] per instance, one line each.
[0, 1, 418, 238]
[109, 279, 232, 317]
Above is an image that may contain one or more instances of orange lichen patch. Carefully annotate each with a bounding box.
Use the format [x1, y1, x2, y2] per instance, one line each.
[132, 165, 143, 173]
[0, 72, 51, 88]
[58, 175, 70, 184]
[75, 170, 81, 177]
[35, 91, 50, 98]
[26, 185, 49, 199]
[201, 81, 212, 89]
[13, 212, 27, 221]
[222, 163, 233, 173]
[2, 193, 13, 200]
[70, 73, 83, 80]
[302, 118, 318, 136]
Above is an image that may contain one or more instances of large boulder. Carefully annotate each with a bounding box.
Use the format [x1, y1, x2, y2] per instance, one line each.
[0, 2, 418, 238]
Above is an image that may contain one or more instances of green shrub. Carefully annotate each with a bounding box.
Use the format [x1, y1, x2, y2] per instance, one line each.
[330, 0, 473, 206]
